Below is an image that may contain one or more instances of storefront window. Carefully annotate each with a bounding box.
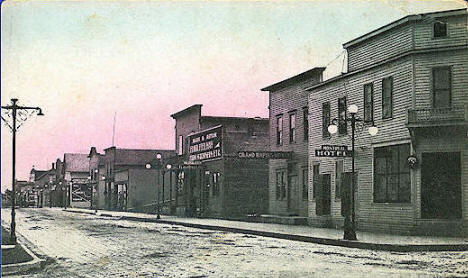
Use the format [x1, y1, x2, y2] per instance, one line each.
[374, 144, 411, 203]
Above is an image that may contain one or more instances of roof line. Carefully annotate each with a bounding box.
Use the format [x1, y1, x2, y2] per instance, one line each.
[261, 67, 326, 92]
[343, 8, 467, 48]
[307, 44, 468, 91]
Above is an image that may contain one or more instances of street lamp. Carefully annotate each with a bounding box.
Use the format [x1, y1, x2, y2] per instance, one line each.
[328, 104, 378, 240]
[145, 153, 171, 219]
[1, 98, 44, 244]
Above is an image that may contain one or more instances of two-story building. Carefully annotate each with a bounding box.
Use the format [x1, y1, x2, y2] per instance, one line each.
[308, 8, 468, 236]
[169, 104, 270, 218]
[261, 68, 325, 221]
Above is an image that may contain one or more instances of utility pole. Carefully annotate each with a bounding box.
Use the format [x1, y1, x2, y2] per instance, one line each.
[1, 98, 44, 244]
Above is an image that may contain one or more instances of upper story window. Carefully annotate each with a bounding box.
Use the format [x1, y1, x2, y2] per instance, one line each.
[364, 83, 374, 122]
[276, 115, 283, 146]
[322, 102, 330, 138]
[433, 20, 447, 38]
[289, 113, 296, 143]
[382, 77, 393, 119]
[374, 143, 411, 203]
[432, 66, 451, 108]
[178, 135, 183, 155]
[303, 107, 309, 141]
[338, 97, 347, 135]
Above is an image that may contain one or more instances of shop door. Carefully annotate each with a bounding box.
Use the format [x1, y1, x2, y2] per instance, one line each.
[287, 175, 299, 215]
[421, 152, 461, 219]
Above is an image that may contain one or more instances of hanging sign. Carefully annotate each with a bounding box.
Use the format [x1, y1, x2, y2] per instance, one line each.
[315, 145, 352, 157]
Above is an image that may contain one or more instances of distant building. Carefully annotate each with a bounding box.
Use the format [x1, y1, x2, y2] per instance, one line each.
[308, 9, 468, 236]
[62, 153, 90, 208]
[261, 67, 325, 221]
[93, 147, 174, 212]
[168, 104, 270, 218]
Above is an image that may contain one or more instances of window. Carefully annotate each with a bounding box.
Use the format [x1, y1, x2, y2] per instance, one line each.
[312, 164, 320, 199]
[433, 21, 447, 38]
[303, 108, 309, 141]
[178, 135, 183, 155]
[276, 171, 286, 200]
[338, 97, 347, 135]
[322, 102, 330, 138]
[335, 160, 343, 199]
[302, 168, 308, 200]
[212, 172, 220, 197]
[276, 116, 283, 145]
[382, 77, 393, 119]
[374, 144, 411, 203]
[289, 113, 296, 143]
[432, 67, 451, 108]
[364, 83, 373, 122]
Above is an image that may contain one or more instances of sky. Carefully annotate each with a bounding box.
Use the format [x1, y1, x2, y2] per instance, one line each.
[1, 0, 466, 192]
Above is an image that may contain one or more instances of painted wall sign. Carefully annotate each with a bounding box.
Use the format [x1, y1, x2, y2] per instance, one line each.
[237, 151, 292, 159]
[188, 126, 222, 162]
[315, 145, 352, 157]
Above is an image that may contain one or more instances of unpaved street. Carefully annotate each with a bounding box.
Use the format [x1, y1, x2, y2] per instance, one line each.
[2, 208, 467, 277]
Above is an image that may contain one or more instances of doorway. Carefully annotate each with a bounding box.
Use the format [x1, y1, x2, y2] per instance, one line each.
[421, 152, 461, 219]
[316, 174, 331, 216]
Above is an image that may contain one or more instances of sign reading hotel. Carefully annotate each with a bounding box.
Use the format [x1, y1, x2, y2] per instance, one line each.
[315, 145, 352, 157]
[189, 126, 222, 162]
[238, 151, 292, 160]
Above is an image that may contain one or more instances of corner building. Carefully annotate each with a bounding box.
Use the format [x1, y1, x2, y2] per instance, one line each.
[308, 9, 468, 236]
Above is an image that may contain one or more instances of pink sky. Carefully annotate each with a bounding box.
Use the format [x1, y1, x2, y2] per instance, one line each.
[1, 0, 465, 192]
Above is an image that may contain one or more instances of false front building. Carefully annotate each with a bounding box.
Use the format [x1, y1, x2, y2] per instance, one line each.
[308, 9, 468, 236]
[168, 104, 269, 218]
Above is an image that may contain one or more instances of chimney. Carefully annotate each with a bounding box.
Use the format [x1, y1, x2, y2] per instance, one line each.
[52, 163, 55, 170]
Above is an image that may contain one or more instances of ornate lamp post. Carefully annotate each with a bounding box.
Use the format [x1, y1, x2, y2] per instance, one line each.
[1, 98, 44, 244]
[328, 104, 378, 240]
[146, 153, 172, 219]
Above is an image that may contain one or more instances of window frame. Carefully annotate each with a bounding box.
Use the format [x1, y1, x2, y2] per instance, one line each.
[302, 167, 308, 200]
[373, 143, 411, 203]
[212, 172, 220, 197]
[276, 115, 283, 146]
[322, 102, 330, 138]
[335, 160, 344, 200]
[178, 135, 183, 155]
[338, 97, 347, 135]
[275, 170, 286, 200]
[432, 66, 452, 108]
[289, 112, 296, 143]
[433, 20, 448, 39]
[303, 107, 309, 142]
[363, 83, 374, 123]
[312, 164, 320, 200]
[382, 77, 393, 119]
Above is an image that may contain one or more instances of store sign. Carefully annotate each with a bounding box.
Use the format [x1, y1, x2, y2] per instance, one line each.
[237, 151, 292, 159]
[315, 145, 352, 157]
[188, 126, 222, 162]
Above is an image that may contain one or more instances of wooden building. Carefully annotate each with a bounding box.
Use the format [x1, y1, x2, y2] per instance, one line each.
[308, 9, 468, 236]
[168, 104, 270, 218]
[261, 68, 325, 220]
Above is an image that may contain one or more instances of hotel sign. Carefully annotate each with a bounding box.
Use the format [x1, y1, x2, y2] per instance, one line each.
[237, 151, 292, 160]
[189, 126, 222, 162]
[315, 145, 352, 157]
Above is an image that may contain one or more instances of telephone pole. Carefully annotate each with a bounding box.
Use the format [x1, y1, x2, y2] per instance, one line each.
[1, 98, 44, 244]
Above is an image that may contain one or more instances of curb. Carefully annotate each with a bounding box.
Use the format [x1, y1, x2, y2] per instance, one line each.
[1, 227, 44, 276]
[63, 209, 468, 252]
